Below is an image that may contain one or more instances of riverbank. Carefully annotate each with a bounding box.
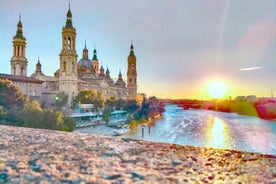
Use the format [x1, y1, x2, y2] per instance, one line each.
[169, 99, 276, 121]
[0, 125, 275, 183]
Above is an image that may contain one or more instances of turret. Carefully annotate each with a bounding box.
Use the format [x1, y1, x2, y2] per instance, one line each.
[59, 3, 78, 107]
[127, 43, 137, 99]
[10, 14, 28, 76]
[92, 47, 99, 75]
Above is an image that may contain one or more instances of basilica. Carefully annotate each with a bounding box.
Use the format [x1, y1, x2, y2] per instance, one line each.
[1, 5, 137, 107]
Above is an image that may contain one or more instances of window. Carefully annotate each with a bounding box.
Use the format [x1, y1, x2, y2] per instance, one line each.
[67, 37, 71, 50]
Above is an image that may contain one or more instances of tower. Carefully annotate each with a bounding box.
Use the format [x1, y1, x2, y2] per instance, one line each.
[92, 48, 99, 75]
[59, 4, 78, 107]
[10, 14, 28, 76]
[127, 43, 137, 99]
[35, 57, 44, 75]
[77, 41, 92, 78]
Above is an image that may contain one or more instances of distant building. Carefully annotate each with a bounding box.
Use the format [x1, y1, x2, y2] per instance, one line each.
[246, 95, 257, 102]
[0, 15, 43, 101]
[0, 74, 43, 100]
[1, 4, 138, 107]
[235, 96, 246, 101]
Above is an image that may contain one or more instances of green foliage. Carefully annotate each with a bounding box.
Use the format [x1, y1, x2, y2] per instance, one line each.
[0, 106, 7, 124]
[0, 106, 6, 116]
[230, 101, 258, 117]
[133, 96, 164, 121]
[93, 91, 105, 111]
[54, 91, 68, 107]
[0, 79, 26, 109]
[62, 116, 76, 131]
[20, 104, 44, 129]
[123, 100, 139, 113]
[74, 90, 105, 111]
[128, 115, 138, 131]
[75, 90, 95, 104]
[0, 80, 75, 131]
[2, 107, 23, 126]
[43, 109, 58, 130]
[19, 107, 76, 131]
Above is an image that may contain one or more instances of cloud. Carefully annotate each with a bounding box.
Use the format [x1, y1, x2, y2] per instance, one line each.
[239, 67, 262, 71]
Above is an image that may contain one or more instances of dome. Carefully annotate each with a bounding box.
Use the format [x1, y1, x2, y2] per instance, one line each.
[115, 80, 126, 88]
[105, 78, 114, 86]
[78, 58, 92, 68]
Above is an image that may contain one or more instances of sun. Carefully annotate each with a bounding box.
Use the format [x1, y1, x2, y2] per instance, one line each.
[207, 81, 228, 98]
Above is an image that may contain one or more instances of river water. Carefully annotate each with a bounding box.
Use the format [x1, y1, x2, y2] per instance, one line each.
[121, 104, 276, 155]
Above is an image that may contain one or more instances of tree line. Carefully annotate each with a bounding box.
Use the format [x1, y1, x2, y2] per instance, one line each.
[0, 79, 166, 131]
[0, 79, 75, 131]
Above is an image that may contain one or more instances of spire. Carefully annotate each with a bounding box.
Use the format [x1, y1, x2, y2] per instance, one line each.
[84, 40, 87, 50]
[37, 56, 41, 66]
[106, 66, 110, 73]
[100, 65, 104, 71]
[105, 66, 110, 79]
[99, 64, 105, 77]
[65, 2, 73, 28]
[15, 13, 24, 39]
[118, 69, 122, 80]
[35, 56, 44, 75]
[82, 40, 88, 59]
[92, 47, 98, 60]
[129, 42, 135, 57]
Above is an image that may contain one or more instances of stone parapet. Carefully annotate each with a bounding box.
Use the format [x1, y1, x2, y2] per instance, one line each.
[0, 125, 275, 183]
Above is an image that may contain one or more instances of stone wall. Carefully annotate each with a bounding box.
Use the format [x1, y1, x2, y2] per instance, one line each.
[0, 125, 275, 183]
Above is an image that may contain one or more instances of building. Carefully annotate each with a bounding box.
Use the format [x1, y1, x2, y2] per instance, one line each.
[0, 15, 43, 100]
[1, 4, 138, 107]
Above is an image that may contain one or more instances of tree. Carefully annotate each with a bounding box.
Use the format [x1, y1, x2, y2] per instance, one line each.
[123, 100, 139, 113]
[74, 90, 96, 104]
[54, 91, 68, 107]
[0, 79, 26, 109]
[0, 106, 7, 124]
[74, 90, 105, 111]
[93, 91, 105, 111]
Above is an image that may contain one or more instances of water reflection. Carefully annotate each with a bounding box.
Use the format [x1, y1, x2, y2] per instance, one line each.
[79, 105, 276, 155]
[206, 116, 232, 149]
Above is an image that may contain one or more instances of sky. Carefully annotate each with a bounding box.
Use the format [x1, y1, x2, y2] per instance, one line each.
[0, 0, 276, 100]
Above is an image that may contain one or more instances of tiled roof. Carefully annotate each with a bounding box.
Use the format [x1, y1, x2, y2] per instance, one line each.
[0, 73, 43, 84]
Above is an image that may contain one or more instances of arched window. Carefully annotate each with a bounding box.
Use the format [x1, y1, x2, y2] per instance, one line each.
[64, 37, 66, 49]
[64, 61, 66, 71]
[17, 47, 20, 56]
[68, 37, 71, 50]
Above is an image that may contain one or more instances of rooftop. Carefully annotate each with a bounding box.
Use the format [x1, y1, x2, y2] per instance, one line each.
[0, 74, 43, 84]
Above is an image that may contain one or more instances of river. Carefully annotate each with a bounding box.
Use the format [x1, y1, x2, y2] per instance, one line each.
[75, 104, 276, 155]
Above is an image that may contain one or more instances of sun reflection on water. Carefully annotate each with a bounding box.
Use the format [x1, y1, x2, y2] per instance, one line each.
[206, 116, 231, 149]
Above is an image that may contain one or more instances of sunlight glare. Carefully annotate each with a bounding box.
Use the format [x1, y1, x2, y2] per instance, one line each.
[206, 117, 231, 149]
[207, 80, 228, 98]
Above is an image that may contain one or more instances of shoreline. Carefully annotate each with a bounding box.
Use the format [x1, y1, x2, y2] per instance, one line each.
[1, 125, 275, 183]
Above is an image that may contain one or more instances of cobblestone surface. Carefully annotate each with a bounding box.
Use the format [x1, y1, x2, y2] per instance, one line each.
[0, 125, 275, 183]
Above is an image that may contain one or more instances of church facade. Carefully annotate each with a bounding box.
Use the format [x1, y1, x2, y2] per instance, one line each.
[2, 5, 138, 107]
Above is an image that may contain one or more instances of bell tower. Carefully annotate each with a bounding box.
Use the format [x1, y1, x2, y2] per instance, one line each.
[10, 14, 28, 76]
[59, 3, 78, 107]
[127, 43, 137, 99]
